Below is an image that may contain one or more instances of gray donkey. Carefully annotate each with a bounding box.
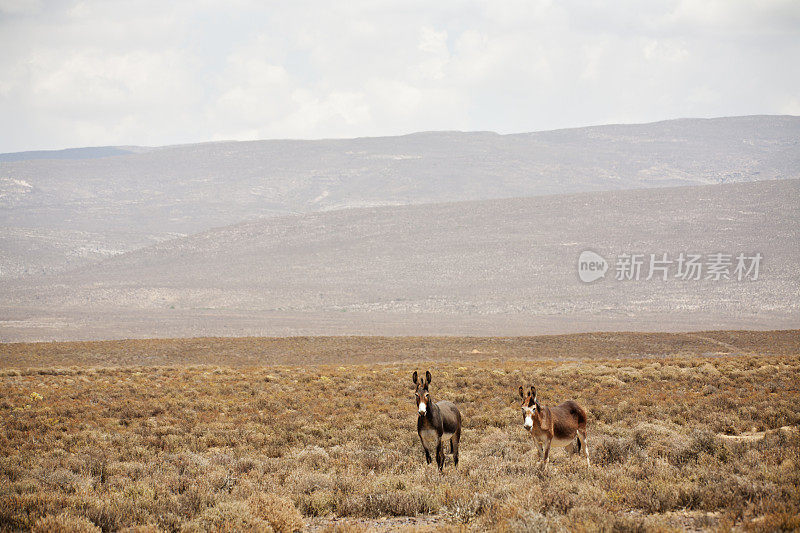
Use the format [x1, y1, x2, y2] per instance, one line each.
[413, 370, 462, 471]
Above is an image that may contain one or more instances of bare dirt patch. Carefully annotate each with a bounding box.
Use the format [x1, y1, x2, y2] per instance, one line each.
[717, 425, 798, 442]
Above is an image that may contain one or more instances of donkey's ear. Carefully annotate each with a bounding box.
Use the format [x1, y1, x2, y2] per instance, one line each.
[425, 370, 432, 384]
[530, 385, 536, 398]
[528, 396, 536, 408]
[412, 371, 418, 384]
[518, 386, 525, 399]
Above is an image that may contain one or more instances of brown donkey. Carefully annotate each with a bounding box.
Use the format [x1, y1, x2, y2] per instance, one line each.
[519, 385, 590, 469]
[413, 370, 462, 471]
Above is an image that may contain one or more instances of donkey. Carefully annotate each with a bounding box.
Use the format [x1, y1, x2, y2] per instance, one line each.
[413, 370, 462, 471]
[519, 385, 590, 469]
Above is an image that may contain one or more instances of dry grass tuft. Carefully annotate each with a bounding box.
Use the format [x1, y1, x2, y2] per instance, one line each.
[32, 512, 101, 533]
[184, 500, 271, 532]
[248, 493, 304, 532]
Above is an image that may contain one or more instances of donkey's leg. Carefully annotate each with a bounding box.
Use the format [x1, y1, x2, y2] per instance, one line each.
[535, 440, 544, 460]
[541, 439, 552, 470]
[436, 438, 445, 471]
[577, 429, 590, 468]
[450, 429, 460, 468]
[421, 435, 432, 464]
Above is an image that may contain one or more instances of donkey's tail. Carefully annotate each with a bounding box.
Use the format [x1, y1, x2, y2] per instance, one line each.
[575, 437, 582, 454]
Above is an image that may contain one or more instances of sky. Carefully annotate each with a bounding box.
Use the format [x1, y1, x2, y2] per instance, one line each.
[0, 0, 799, 152]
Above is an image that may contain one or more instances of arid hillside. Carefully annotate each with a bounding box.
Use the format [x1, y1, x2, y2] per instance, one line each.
[2, 179, 798, 341]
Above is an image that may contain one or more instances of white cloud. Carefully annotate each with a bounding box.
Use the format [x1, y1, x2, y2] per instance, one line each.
[212, 41, 293, 129]
[0, 0, 41, 15]
[643, 40, 689, 63]
[0, 0, 798, 151]
[28, 49, 192, 110]
[780, 98, 800, 116]
[668, 0, 800, 35]
[413, 26, 450, 81]
[287, 90, 371, 133]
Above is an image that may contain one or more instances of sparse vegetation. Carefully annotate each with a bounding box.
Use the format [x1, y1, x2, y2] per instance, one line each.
[0, 335, 798, 531]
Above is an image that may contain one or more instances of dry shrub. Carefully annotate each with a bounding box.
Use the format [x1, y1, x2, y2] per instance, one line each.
[668, 429, 720, 467]
[178, 485, 215, 517]
[32, 512, 101, 533]
[366, 489, 436, 517]
[248, 492, 304, 532]
[184, 500, 271, 532]
[593, 435, 637, 465]
[564, 507, 651, 533]
[484, 507, 565, 533]
[698, 362, 721, 376]
[598, 375, 625, 388]
[73, 493, 141, 531]
[297, 489, 336, 517]
[746, 511, 800, 532]
[443, 492, 494, 524]
[631, 422, 676, 452]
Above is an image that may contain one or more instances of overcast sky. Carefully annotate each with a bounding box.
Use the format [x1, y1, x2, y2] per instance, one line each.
[1, 0, 798, 152]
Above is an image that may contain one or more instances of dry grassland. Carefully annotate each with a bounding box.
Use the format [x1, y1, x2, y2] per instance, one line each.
[2, 330, 798, 368]
[0, 332, 798, 532]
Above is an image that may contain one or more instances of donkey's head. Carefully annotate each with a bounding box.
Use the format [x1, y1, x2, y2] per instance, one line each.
[519, 385, 541, 431]
[412, 370, 432, 416]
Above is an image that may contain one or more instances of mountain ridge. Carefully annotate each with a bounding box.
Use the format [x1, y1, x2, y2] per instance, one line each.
[3, 114, 796, 156]
[1, 115, 798, 281]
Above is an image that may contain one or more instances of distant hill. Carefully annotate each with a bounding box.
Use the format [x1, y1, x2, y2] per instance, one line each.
[0, 146, 139, 163]
[2, 178, 797, 341]
[1, 115, 798, 280]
